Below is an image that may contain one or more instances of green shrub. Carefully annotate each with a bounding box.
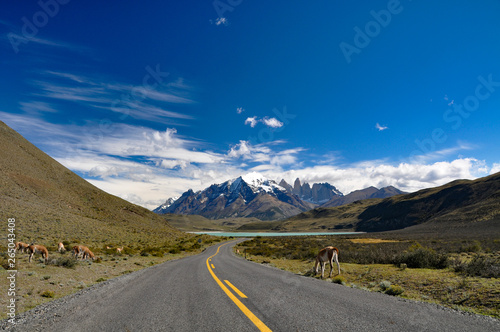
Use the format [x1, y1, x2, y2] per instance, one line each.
[460, 240, 482, 253]
[396, 245, 448, 269]
[169, 247, 181, 254]
[332, 275, 346, 285]
[52, 257, 77, 268]
[385, 285, 404, 296]
[379, 280, 392, 291]
[453, 255, 500, 278]
[40, 290, 55, 298]
[96, 277, 107, 283]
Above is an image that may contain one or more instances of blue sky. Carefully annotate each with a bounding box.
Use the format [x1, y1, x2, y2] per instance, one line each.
[1, 0, 500, 209]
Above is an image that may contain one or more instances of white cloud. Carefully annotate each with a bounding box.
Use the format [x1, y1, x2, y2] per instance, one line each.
[245, 117, 258, 128]
[262, 117, 284, 128]
[490, 163, 500, 175]
[269, 158, 487, 195]
[375, 123, 388, 131]
[237, 107, 244, 114]
[245, 116, 284, 128]
[215, 17, 228, 26]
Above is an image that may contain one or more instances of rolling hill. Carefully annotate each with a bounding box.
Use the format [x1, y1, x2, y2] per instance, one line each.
[274, 172, 500, 236]
[0, 121, 182, 248]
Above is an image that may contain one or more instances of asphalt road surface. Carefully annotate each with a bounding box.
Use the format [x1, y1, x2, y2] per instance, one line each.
[5, 240, 499, 331]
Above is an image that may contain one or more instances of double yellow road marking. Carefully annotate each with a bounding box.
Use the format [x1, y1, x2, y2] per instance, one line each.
[206, 242, 272, 332]
[224, 280, 247, 298]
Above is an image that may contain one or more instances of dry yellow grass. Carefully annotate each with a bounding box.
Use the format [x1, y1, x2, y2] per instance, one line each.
[241, 253, 500, 318]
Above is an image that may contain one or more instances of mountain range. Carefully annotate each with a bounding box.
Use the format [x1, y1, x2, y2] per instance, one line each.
[154, 173, 405, 220]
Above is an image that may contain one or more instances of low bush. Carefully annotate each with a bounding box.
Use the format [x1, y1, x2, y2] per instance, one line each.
[453, 255, 500, 278]
[332, 275, 346, 285]
[52, 257, 77, 268]
[395, 245, 448, 269]
[385, 284, 404, 296]
[40, 290, 55, 298]
[379, 280, 392, 291]
[169, 247, 181, 254]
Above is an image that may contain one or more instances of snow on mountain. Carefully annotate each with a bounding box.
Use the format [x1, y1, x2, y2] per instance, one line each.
[153, 173, 406, 221]
[152, 197, 179, 213]
[153, 172, 311, 220]
[241, 172, 286, 194]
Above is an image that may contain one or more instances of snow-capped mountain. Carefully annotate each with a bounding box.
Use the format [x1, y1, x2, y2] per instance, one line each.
[153, 173, 405, 220]
[153, 197, 179, 214]
[154, 172, 315, 220]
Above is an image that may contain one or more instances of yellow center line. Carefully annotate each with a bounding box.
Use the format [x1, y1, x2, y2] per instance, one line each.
[211, 264, 215, 269]
[224, 280, 248, 298]
[207, 242, 272, 332]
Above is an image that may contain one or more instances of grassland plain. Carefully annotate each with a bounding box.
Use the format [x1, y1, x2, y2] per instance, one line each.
[236, 235, 500, 318]
[0, 234, 227, 320]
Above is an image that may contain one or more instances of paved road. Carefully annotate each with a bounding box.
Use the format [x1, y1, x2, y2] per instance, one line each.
[6, 240, 499, 331]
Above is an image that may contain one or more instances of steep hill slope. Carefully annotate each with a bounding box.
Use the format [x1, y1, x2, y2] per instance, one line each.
[0, 121, 182, 247]
[277, 172, 500, 235]
[356, 173, 500, 232]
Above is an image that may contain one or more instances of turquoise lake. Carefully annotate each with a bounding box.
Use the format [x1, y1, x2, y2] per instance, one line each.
[188, 231, 363, 237]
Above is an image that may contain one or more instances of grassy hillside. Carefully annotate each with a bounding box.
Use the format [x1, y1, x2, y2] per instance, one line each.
[271, 199, 383, 232]
[273, 172, 500, 236]
[0, 121, 183, 249]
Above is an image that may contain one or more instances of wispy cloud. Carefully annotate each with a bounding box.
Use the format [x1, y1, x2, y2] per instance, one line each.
[19, 101, 58, 114]
[236, 107, 244, 114]
[409, 141, 476, 163]
[28, 70, 195, 124]
[375, 123, 388, 131]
